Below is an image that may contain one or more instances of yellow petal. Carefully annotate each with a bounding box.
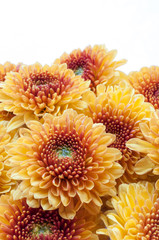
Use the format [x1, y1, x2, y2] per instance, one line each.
[126, 138, 156, 153]
[134, 156, 155, 175]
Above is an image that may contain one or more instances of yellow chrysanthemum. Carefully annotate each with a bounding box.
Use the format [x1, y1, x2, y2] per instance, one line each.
[6, 109, 123, 219]
[0, 194, 101, 240]
[128, 66, 159, 109]
[127, 110, 159, 189]
[0, 62, 24, 130]
[0, 62, 22, 82]
[97, 182, 159, 240]
[0, 124, 16, 194]
[83, 81, 154, 182]
[0, 63, 90, 130]
[54, 45, 127, 92]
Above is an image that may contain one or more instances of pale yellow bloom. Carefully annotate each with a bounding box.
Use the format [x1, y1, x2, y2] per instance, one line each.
[83, 81, 154, 182]
[127, 110, 159, 189]
[97, 182, 159, 240]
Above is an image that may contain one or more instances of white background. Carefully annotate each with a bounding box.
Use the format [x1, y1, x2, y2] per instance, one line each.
[0, 0, 159, 74]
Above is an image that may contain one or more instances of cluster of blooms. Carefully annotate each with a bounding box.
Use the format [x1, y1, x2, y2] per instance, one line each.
[0, 45, 158, 239]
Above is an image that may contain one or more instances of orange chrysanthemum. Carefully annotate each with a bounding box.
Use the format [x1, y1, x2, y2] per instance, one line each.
[6, 109, 123, 219]
[127, 110, 159, 189]
[0, 62, 23, 129]
[128, 66, 159, 109]
[83, 81, 154, 182]
[54, 45, 126, 92]
[0, 124, 16, 194]
[0, 63, 90, 130]
[97, 182, 159, 240]
[0, 195, 100, 240]
[0, 62, 21, 82]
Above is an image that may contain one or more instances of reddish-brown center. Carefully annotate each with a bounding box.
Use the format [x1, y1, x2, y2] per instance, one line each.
[138, 81, 159, 109]
[19, 71, 73, 114]
[2, 202, 82, 240]
[24, 72, 61, 96]
[95, 110, 139, 155]
[64, 54, 96, 91]
[38, 130, 87, 179]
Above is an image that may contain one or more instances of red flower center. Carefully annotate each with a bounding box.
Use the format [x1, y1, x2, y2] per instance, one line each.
[24, 72, 61, 95]
[66, 56, 89, 77]
[95, 109, 139, 155]
[2, 202, 82, 240]
[38, 131, 87, 179]
[142, 82, 159, 109]
[65, 54, 96, 91]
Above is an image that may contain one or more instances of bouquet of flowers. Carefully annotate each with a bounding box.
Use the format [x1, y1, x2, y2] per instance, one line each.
[0, 45, 158, 240]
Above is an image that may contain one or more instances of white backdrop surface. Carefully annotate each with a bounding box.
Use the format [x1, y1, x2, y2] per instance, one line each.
[0, 0, 159, 74]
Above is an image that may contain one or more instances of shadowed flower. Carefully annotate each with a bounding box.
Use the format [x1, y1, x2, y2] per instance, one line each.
[0, 111, 15, 122]
[127, 110, 159, 189]
[128, 66, 159, 109]
[0, 62, 22, 82]
[54, 45, 126, 92]
[83, 81, 154, 182]
[0, 124, 16, 194]
[97, 182, 159, 240]
[6, 109, 123, 219]
[0, 109, 35, 133]
[0, 194, 100, 240]
[0, 63, 90, 130]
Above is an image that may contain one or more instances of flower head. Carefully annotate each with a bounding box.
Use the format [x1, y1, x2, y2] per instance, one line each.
[128, 66, 159, 109]
[0, 62, 16, 82]
[55, 45, 126, 92]
[0, 194, 100, 240]
[97, 182, 159, 240]
[127, 110, 159, 188]
[7, 109, 123, 219]
[0, 124, 16, 194]
[0, 62, 21, 82]
[0, 63, 89, 123]
[83, 81, 154, 182]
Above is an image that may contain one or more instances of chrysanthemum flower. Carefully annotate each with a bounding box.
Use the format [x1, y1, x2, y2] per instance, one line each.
[97, 182, 159, 240]
[0, 195, 100, 240]
[128, 66, 159, 109]
[6, 109, 123, 219]
[0, 62, 21, 82]
[54, 45, 126, 92]
[0, 62, 16, 82]
[0, 124, 16, 194]
[0, 109, 35, 133]
[127, 110, 159, 189]
[83, 81, 154, 182]
[0, 63, 90, 130]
